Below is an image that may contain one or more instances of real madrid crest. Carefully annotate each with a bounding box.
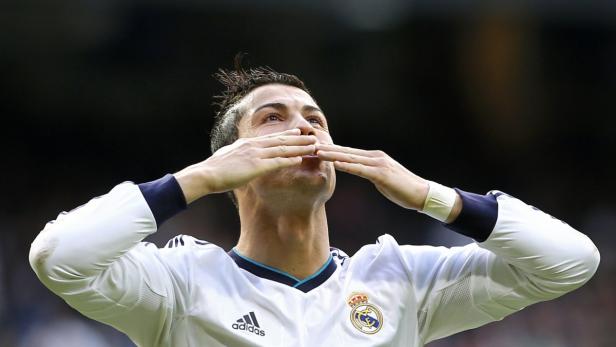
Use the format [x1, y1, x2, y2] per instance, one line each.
[347, 292, 383, 334]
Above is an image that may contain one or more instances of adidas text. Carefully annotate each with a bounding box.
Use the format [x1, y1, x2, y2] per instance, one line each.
[231, 322, 265, 336]
[232, 311, 266, 337]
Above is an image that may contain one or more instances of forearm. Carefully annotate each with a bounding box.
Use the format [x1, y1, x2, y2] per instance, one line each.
[29, 178, 181, 345]
[480, 193, 599, 293]
[415, 187, 600, 342]
[418, 181, 463, 224]
[29, 183, 156, 285]
[173, 164, 211, 204]
[447, 189, 599, 294]
[29, 175, 186, 286]
[447, 195, 462, 223]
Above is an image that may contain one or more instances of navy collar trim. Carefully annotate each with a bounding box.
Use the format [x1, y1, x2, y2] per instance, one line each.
[228, 249, 337, 293]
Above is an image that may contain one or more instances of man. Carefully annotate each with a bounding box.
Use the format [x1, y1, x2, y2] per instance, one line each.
[30, 66, 599, 347]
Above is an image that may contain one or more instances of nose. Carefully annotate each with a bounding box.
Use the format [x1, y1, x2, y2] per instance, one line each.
[292, 116, 316, 136]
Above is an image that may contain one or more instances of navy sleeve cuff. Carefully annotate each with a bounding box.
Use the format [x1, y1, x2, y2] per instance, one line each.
[138, 174, 187, 227]
[444, 189, 498, 242]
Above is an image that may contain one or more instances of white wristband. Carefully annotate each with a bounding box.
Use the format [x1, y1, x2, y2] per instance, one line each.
[419, 181, 457, 222]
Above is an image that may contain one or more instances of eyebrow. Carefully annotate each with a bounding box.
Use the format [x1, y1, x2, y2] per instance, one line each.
[253, 102, 324, 115]
[302, 105, 324, 114]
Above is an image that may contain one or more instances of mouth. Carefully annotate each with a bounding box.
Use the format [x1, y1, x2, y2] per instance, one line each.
[300, 150, 321, 168]
[301, 146, 320, 160]
[301, 155, 320, 165]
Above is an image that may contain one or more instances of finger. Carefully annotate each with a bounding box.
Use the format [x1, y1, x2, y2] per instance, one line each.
[316, 143, 378, 157]
[317, 150, 379, 166]
[262, 128, 301, 138]
[261, 156, 303, 171]
[242, 128, 302, 143]
[256, 134, 318, 148]
[333, 161, 379, 181]
[260, 144, 316, 158]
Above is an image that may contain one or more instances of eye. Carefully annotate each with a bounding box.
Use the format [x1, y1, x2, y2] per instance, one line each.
[307, 116, 324, 126]
[265, 113, 282, 122]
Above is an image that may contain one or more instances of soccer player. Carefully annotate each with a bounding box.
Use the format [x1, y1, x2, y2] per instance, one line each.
[29, 66, 599, 347]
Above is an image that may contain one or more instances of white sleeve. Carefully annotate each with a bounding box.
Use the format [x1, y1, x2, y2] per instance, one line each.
[402, 190, 600, 344]
[29, 175, 188, 347]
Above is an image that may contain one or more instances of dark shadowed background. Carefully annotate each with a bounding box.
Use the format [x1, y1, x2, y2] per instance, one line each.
[1, 1, 615, 346]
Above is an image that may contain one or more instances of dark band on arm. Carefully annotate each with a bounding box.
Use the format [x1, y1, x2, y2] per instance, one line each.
[444, 189, 498, 242]
[138, 174, 187, 227]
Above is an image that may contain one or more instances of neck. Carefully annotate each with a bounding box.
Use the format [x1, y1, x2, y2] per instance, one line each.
[235, 198, 330, 280]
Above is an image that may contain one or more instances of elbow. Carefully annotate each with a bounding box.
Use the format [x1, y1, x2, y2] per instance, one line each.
[29, 229, 59, 278]
[546, 236, 600, 294]
[29, 230, 80, 291]
[560, 236, 600, 289]
[566, 232, 600, 286]
[527, 236, 600, 298]
[577, 238, 600, 284]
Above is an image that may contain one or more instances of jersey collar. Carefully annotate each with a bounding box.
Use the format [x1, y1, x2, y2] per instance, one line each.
[228, 248, 337, 293]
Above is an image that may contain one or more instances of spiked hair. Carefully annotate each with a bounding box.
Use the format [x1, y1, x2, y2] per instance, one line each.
[210, 55, 311, 207]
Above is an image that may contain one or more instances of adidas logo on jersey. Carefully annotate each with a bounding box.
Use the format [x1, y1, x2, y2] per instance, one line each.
[232, 311, 266, 336]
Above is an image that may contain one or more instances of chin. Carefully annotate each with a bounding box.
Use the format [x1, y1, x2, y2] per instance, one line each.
[255, 164, 335, 204]
[288, 159, 330, 184]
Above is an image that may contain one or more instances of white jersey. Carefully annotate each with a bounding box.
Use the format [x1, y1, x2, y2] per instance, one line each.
[29, 175, 599, 347]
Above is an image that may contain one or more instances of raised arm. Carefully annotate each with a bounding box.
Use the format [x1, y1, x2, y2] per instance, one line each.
[406, 187, 599, 342]
[29, 128, 318, 345]
[316, 143, 600, 343]
[29, 179, 181, 346]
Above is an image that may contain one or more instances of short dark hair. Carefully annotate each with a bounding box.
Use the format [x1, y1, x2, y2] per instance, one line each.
[210, 57, 311, 207]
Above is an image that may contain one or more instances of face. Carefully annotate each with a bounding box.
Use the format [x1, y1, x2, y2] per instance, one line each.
[235, 84, 336, 207]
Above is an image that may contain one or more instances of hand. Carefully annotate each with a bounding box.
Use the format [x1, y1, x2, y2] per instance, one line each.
[316, 144, 429, 210]
[175, 128, 317, 203]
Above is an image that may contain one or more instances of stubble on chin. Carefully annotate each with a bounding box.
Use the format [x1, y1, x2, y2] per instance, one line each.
[253, 162, 334, 202]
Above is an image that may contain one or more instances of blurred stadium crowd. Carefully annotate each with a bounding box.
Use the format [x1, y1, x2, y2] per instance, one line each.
[2, 1, 615, 346]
